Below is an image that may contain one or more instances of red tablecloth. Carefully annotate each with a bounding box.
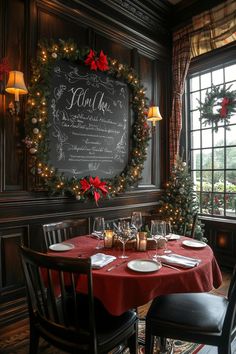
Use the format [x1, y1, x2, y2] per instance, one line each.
[48, 235, 222, 316]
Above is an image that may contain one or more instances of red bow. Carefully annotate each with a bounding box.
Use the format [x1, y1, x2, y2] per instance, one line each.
[220, 97, 230, 118]
[85, 49, 109, 71]
[80, 176, 108, 204]
[0, 57, 10, 81]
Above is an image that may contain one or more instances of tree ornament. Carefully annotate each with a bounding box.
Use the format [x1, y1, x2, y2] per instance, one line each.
[198, 85, 236, 132]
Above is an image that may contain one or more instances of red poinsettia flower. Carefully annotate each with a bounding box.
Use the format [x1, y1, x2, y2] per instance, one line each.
[80, 176, 108, 205]
[220, 97, 230, 118]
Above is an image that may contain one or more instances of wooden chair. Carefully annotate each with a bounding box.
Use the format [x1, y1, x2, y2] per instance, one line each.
[42, 220, 83, 250]
[20, 246, 138, 354]
[145, 265, 236, 354]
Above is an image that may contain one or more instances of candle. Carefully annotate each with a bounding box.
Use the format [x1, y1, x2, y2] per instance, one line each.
[104, 230, 114, 248]
[137, 232, 147, 251]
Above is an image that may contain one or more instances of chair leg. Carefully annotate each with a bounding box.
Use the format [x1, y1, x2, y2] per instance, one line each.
[218, 344, 231, 354]
[145, 322, 154, 354]
[29, 326, 39, 354]
[127, 322, 138, 354]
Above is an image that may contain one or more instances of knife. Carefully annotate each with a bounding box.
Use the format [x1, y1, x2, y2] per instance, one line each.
[106, 260, 127, 272]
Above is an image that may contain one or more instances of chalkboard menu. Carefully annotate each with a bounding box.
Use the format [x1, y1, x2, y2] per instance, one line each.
[48, 60, 129, 179]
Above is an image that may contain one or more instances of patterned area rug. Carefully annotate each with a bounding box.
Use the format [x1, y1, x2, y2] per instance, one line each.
[0, 319, 203, 354]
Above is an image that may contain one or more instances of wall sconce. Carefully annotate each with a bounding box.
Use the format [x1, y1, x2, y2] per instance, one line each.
[147, 106, 163, 129]
[5, 70, 28, 115]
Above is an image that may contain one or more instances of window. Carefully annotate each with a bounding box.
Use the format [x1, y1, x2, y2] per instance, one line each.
[187, 60, 236, 218]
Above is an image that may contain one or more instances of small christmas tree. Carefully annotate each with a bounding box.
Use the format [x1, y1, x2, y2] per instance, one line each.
[156, 156, 205, 241]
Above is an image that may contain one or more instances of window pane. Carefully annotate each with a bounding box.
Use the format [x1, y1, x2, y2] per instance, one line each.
[230, 113, 236, 124]
[213, 173, 224, 191]
[213, 127, 224, 147]
[191, 149, 200, 169]
[200, 72, 211, 89]
[190, 110, 200, 130]
[214, 148, 224, 169]
[213, 193, 224, 215]
[225, 64, 236, 82]
[190, 91, 200, 110]
[190, 76, 199, 91]
[225, 193, 236, 216]
[202, 171, 212, 188]
[202, 192, 212, 214]
[202, 129, 212, 148]
[191, 131, 200, 149]
[226, 171, 236, 191]
[212, 68, 223, 85]
[202, 149, 212, 169]
[226, 147, 236, 168]
[226, 125, 236, 145]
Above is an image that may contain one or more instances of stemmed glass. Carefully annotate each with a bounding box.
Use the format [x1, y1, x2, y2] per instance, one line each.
[117, 221, 133, 258]
[93, 217, 105, 249]
[164, 221, 172, 254]
[131, 212, 142, 232]
[150, 220, 165, 259]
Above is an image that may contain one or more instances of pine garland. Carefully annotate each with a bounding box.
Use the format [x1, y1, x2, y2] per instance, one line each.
[24, 39, 150, 203]
[198, 85, 236, 132]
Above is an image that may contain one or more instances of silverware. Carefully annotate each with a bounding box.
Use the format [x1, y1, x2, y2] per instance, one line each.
[161, 263, 181, 271]
[106, 260, 127, 272]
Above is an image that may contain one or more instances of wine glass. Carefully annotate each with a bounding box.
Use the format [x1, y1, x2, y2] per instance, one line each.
[164, 221, 172, 254]
[150, 220, 165, 259]
[131, 212, 142, 231]
[93, 217, 105, 249]
[117, 221, 133, 258]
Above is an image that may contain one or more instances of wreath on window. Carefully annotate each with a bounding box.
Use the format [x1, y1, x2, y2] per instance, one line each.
[198, 85, 236, 132]
[24, 39, 150, 205]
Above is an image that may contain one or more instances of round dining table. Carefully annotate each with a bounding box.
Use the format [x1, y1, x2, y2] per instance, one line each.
[48, 235, 222, 316]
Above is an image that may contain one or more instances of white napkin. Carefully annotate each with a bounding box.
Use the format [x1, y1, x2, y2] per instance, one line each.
[91, 253, 116, 269]
[157, 253, 201, 269]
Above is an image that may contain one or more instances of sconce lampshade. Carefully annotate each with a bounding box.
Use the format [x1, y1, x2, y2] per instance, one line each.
[5, 71, 28, 101]
[147, 106, 163, 126]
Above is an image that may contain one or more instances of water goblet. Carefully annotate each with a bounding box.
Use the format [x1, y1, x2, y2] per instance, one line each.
[117, 221, 133, 259]
[93, 217, 105, 249]
[150, 220, 165, 259]
[131, 212, 142, 232]
[164, 221, 172, 254]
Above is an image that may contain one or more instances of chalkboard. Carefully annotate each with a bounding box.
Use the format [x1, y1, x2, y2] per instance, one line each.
[48, 60, 129, 179]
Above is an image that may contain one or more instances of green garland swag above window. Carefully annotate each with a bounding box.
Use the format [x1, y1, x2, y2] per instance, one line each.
[198, 85, 236, 132]
[24, 39, 150, 204]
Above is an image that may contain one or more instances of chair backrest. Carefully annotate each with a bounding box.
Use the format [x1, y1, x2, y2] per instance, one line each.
[42, 220, 81, 249]
[19, 246, 97, 353]
[222, 265, 236, 344]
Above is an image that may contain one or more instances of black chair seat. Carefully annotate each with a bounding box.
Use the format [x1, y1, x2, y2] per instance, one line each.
[145, 265, 236, 354]
[148, 293, 227, 333]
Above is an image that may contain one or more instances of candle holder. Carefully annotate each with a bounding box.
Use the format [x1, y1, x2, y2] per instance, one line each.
[104, 230, 114, 248]
[137, 232, 147, 251]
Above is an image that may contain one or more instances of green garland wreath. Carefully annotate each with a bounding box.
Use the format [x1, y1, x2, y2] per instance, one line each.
[198, 85, 236, 132]
[24, 39, 150, 204]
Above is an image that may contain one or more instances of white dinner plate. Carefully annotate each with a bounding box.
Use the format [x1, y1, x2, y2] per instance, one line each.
[49, 243, 75, 252]
[127, 259, 162, 273]
[182, 240, 207, 248]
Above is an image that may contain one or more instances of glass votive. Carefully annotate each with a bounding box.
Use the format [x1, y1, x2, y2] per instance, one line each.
[137, 232, 147, 251]
[104, 230, 114, 248]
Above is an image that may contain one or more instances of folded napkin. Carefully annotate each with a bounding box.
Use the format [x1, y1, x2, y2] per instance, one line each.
[91, 253, 116, 269]
[157, 253, 201, 269]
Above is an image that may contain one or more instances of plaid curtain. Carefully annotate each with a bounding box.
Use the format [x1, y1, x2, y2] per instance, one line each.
[191, 0, 236, 57]
[169, 0, 236, 172]
[169, 25, 192, 170]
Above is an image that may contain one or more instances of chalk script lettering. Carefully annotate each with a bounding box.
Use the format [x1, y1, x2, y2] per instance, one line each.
[66, 87, 112, 114]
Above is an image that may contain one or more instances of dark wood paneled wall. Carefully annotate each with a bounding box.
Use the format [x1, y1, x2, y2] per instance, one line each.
[0, 0, 171, 326]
